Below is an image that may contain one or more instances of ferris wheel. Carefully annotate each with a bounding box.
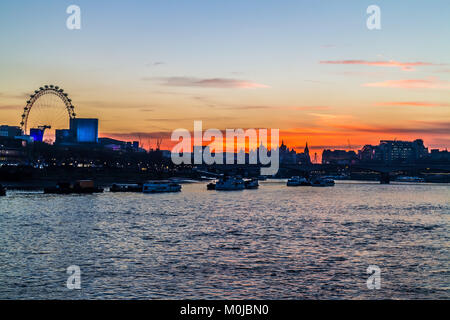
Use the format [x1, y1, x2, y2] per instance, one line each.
[20, 85, 76, 139]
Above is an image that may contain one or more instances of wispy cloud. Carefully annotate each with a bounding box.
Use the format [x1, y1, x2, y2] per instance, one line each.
[375, 101, 450, 107]
[101, 131, 173, 141]
[0, 105, 20, 110]
[287, 106, 331, 111]
[307, 113, 340, 119]
[145, 77, 269, 89]
[145, 116, 237, 123]
[219, 105, 273, 110]
[145, 61, 165, 67]
[363, 77, 450, 89]
[320, 60, 439, 71]
[0, 92, 30, 100]
[332, 121, 450, 135]
[434, 68, 450, 73]
[297, 144, 361, 150]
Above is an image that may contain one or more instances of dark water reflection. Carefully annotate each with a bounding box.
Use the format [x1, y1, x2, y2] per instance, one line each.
[0, 181, 448, 299]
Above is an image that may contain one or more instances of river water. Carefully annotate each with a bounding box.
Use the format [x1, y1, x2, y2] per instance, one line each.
[0, 180, 448, 299]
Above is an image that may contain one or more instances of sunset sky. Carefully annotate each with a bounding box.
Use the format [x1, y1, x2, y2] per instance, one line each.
[0, 0, 449, 156]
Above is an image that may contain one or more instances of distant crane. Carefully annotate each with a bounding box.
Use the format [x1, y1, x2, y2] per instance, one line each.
[39, 125, 51, 131]
[137, 133, 142, 148]
[147, 140, 152, 152]
[156, 138, 163, 151]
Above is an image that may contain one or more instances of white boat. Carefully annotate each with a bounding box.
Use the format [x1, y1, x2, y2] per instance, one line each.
[287, 176, 310, 187]
[215, 176, 245, 191]
[143, 181, 182, 193]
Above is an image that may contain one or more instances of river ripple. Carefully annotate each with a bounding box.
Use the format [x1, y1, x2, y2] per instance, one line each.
[0, 180, 448, 299]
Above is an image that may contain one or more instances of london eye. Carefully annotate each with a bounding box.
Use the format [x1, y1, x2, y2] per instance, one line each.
[20, 85, 76, 142]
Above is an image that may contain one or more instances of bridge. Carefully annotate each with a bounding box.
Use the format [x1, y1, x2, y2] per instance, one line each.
[195, 162, 450, 184]
[193, 163, 450, 183]
[281, 163, 450, 183]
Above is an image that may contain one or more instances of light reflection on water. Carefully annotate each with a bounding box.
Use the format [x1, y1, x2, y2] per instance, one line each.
[0, 180, 448, 299]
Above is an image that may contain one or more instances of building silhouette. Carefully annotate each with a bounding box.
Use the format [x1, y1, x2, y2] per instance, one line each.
[296, 142, 311, 165]
[358, 139, 428, 164]
[279, 140, 297, 164]
[322, 149, 358, 165]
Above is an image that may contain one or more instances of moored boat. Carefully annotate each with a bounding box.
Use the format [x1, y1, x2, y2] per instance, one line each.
[44, 180, 104, 194]
[396, 176, 425, 183]
[310, 177, 335, 187]
[143, 181, 182, 193]
[214, 176, 245, 191]
[287, 176, 311, 187]
[110, 183, 143, 192]
[244, 178, 259, 189]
